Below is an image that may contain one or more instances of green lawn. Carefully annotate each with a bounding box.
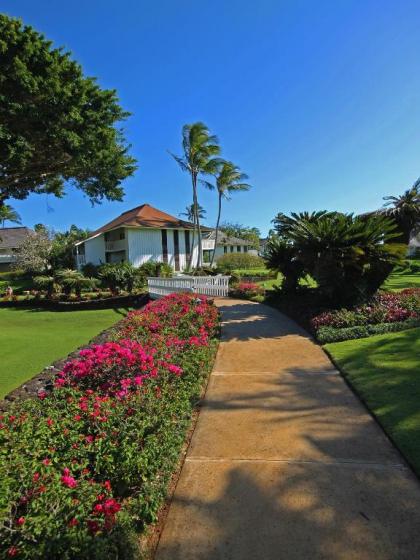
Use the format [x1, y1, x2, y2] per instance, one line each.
[0, 307, 128, 398]
[382, 272, 420, 291]
[325, 328, 420, 475]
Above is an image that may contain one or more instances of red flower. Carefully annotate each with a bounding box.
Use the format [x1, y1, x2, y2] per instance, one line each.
[16, 517, 25, 526]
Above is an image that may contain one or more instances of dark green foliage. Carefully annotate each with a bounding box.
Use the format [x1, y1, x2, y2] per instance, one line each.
[98, 263, 145, 294]
[138, 261, 173, 278]
[51, 226, 91, 270]
[0, 15, 136, 206]
[264, 237, 305, 293]
[317, 318, 420, 343]
[216, 252, 264, 272]
[267, 210, 405, 305]
[382, 182, 420, 244]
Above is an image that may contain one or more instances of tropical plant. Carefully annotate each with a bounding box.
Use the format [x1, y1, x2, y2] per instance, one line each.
[204, 161, 251, 266]
[264, 236, 306, 293]
[98, 262, 146, 294]
[0, 204, 21, 227]
[55, 269, 97, 296]
[273, 212, 406, 304]
[180, 204, 206, 222]
[170, 122, 221, 268]
[51, 225, 91, 269]
[0, 15, 136, 208]
[382, 182, 420, 244]
[33, 274, 57, 297]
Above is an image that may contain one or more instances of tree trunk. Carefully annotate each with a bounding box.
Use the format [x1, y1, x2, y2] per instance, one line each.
[210, 193, 222, 267]
[187, 203, 196, 271]
[192, 174, 202, 269]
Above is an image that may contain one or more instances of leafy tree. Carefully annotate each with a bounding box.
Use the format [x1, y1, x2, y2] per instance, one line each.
[382, 182, 420, 244]
[204, 161, 251, 266]
[220, 222, 261, 249]
[51, 225, 91, 269]
[0, 15, 137, 207]
[12, 229, 53, 273]
[0, 204, 21, 227]
[170, 122, 221, 268]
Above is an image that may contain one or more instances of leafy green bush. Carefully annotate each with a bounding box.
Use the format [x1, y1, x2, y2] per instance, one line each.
[0, 294, 219, 558]
[216, 253, 264, 272]
[317, 318, 420, 343]
[98, 263, 145, 293]
[138, 261, 173, 278]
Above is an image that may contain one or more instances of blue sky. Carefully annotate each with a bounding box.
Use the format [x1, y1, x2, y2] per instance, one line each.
[3, 0, 420, 235]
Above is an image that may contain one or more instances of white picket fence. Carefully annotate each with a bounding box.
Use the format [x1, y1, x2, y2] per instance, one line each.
[147, 276, 230, 298]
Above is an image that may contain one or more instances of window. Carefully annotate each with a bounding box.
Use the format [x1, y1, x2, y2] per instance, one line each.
[203, 250, 212, 263]
[230, 245, 234, 253]
[119, 230, 125, 240]
[244, 246, 248, 253]
[161, 230, 168, 263]
[237, 246, 241, 252]
[224, 246, 227, 254]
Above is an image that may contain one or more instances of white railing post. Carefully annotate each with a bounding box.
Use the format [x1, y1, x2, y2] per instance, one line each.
[147, 276, 230, 299]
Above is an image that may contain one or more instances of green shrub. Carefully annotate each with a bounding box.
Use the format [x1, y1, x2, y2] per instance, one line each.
[317, 318, 420, 343]
[216, 253, 264, 272]
[138, 261, 173, 278]
[98, 263, 145, 293]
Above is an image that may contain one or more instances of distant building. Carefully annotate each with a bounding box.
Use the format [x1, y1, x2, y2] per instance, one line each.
[0, 227, 32, 271]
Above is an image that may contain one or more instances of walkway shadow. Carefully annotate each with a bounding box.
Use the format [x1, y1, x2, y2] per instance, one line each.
[217, 300, 309, 342]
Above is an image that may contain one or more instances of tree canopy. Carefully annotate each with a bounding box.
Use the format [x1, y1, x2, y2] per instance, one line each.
[220, 221, 260, 248]
[0, 15, 137, 206]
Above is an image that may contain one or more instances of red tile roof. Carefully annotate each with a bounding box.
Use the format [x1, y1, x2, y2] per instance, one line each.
[86, 204, 211, 240]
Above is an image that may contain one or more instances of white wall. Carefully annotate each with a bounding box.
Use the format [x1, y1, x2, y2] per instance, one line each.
[85, 235, 106, 265]
[127, 229, 162, 267]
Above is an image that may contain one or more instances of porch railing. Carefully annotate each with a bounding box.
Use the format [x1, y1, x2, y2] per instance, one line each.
[147, 275, 230, 299]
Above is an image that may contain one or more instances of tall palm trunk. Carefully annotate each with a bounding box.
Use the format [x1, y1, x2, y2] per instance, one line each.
[187, 198, 197, 271]
[210, 193, 222, 267]
[192, 173, 202, 268]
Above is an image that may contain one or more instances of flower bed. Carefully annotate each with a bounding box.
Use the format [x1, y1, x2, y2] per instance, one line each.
[230, 281, 265, 300]
[311, 289, 420, 343]
[0, 293, 219, 559]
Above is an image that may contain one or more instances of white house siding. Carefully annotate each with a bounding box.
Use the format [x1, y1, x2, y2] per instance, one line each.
[85, 235, 106, 265]
[127, 228, 162, 267]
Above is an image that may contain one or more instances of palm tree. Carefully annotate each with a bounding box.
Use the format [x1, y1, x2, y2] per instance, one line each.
[180, 204, 207, 222]
[170, 122, 221, 268]
[382, 182, 420, 244]
[204, 161, 251, 266]
[0, 204, 21, 228]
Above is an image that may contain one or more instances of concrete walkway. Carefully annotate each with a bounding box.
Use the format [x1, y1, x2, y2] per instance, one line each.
[156, 299, 420, 560]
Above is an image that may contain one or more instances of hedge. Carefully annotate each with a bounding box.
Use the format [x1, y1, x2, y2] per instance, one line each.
[0, 293, 219, 559]
[317, 318, 420, 344]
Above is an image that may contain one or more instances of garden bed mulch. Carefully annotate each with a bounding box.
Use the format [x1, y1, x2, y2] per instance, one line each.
[0, 294, 149, 411]
[0, 292, 147, 311]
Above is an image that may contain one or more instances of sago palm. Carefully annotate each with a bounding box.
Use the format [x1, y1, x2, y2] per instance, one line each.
[382, 182, 420, 244]
[204, 161, 251, 266]
[170, 122, 221, 268]
[0, 204, 21, 228]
